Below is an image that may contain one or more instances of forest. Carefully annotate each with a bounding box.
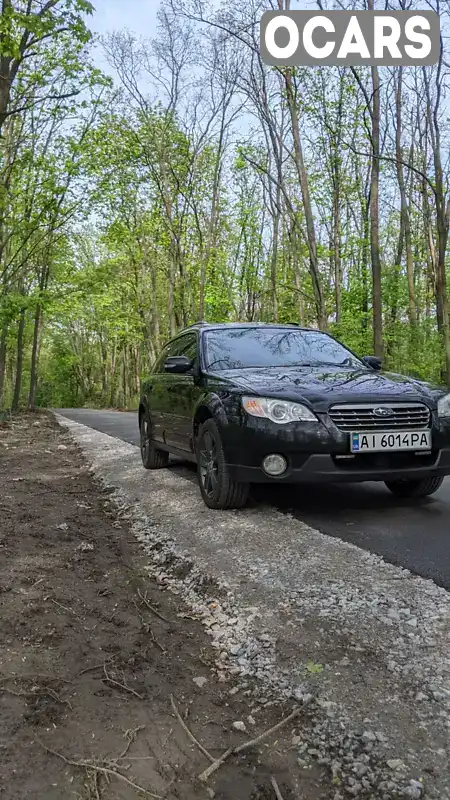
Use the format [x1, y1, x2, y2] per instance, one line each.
[1, 0, 450, 413]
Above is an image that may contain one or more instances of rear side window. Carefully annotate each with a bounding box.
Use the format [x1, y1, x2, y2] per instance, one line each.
[152, 346, 170, 374]
[178, 334, 197, 362]
[152, 334, 198, 373]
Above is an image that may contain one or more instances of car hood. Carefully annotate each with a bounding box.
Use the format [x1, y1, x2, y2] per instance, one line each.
[212, 366, 445, 408]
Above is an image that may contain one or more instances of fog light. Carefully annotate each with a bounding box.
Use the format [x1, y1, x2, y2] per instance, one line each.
[262, 453, 287, 476]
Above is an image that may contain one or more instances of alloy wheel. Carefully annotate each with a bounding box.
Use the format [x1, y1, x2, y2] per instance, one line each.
[140, 417, 150, 458]
[199, 431, 219, 498]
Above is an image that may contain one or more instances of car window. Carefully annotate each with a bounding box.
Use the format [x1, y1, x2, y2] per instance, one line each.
[203, 328, 362, 370]
[178, 335, 198, 363]
[152, 345, 171, 374]
[152, 334, 198, 374]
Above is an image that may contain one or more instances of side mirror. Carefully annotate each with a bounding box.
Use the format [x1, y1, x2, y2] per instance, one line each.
[164, 355, 193, 374]
[363, 355, 382, 371]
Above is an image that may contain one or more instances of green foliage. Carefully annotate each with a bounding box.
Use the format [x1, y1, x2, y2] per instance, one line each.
[1, 5, 450, 410]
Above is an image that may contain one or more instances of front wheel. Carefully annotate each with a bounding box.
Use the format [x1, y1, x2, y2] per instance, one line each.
[140, 414, 169, 470]
[197, 419, 249, 510]
[385, 476, 444, 498]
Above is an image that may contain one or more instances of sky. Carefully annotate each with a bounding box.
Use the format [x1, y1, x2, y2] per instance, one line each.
[90, 0, 161, 38]
[85, 0, 162, 79]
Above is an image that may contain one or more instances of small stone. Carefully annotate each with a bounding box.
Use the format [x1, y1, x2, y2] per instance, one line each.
[292, 735, 302, 746]
[77, 541, 94, 552]
[403, 781, 422, 799]
[56, 523, 69, 531]
[57, 444, 68, 451]
[206, 789, 215, 799]
[247, 715, 256, 726]
[415, 692, 428, 702]
[362, 730, 377, 743]
[232, 721, 247, 733]
[405, 617, 418, 628]
[229, 686, 240, 696]
[386, 758, 405, 770]
[193, 676, 208, 689]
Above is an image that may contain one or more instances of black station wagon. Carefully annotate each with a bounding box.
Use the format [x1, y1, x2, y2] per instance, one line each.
[138, 323, 450, 509]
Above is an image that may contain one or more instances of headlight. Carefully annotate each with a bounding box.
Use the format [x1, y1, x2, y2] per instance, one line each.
[438, 393, 450, 418]
[242, 396, 318, 424]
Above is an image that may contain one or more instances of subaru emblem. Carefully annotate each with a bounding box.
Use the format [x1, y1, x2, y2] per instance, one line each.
[373, 407, 392, 417]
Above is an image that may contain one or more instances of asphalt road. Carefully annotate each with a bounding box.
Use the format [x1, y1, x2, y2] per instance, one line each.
[56, 408, 450, 590]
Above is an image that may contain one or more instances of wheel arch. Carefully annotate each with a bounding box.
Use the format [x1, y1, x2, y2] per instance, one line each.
[193, 394, 228, 445]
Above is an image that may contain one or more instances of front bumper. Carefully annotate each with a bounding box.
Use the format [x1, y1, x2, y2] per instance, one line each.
[220, 413, 450, 484]
[229, 449, 450, 483]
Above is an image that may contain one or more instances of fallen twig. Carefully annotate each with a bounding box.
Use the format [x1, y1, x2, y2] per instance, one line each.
[137, 588, 169, 624]
[198, 746, 234, 783]
[50, 598, 81, 619]
[148, 625, 166, 654]
[0, 686, 27, 698]
[77, 663, 107, 677]
[199, 699, 313, 783]
[235, 704, 307, 755]
[23, 673, 73, 684]
[170, 694, 215, 763]
[0, 684, 72, 709]
[271, 776, 285, 800]
[119, 725, 145, 759]
[37, 740, 162, 798]
[133, 601, 167, 653]
[43, 685, 73, 711]
[102, 663, 143, 701]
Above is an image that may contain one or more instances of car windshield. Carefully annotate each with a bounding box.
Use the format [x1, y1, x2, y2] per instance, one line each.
[203, 328, 363, 371]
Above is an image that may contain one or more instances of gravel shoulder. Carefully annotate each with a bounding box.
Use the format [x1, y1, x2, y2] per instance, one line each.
[0, 412, 327, 800]
[55, 413, 450, 800]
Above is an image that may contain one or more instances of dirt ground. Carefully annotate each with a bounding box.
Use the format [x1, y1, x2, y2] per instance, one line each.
[0, 412, 329, 800]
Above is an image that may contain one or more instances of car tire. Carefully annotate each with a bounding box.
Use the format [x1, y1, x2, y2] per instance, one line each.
[197, 419, 249, 510]
[384, 476, 444, 498]
[140, 413, 169, 470]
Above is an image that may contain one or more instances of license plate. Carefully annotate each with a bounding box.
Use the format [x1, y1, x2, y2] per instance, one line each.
[351, 430, 431, 453]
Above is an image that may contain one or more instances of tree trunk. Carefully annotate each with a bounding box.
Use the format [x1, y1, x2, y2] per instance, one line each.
[369, 55, 383, 358]
[199, 110, 225, 320]
[423, 63, 450, 383]
[109, 340, 117, 408]
[0, 319, 7, 408]
[361, 194, 370, 334]
[333, 190, 342, 325]
[284, 69, 326, 329]
[270, 207, 280, 322]
[12, 305, 25, 411]
[28, 303, 42, 409]
[394, 67, 417, 329]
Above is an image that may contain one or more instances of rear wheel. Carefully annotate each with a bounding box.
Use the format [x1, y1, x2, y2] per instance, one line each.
[140, 413, 169, 470]
[197, 419, 249, 510]
[385, 476, 444, 498]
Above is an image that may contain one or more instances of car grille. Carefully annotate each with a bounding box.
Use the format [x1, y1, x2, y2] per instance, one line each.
[329, 403, 431, 432]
